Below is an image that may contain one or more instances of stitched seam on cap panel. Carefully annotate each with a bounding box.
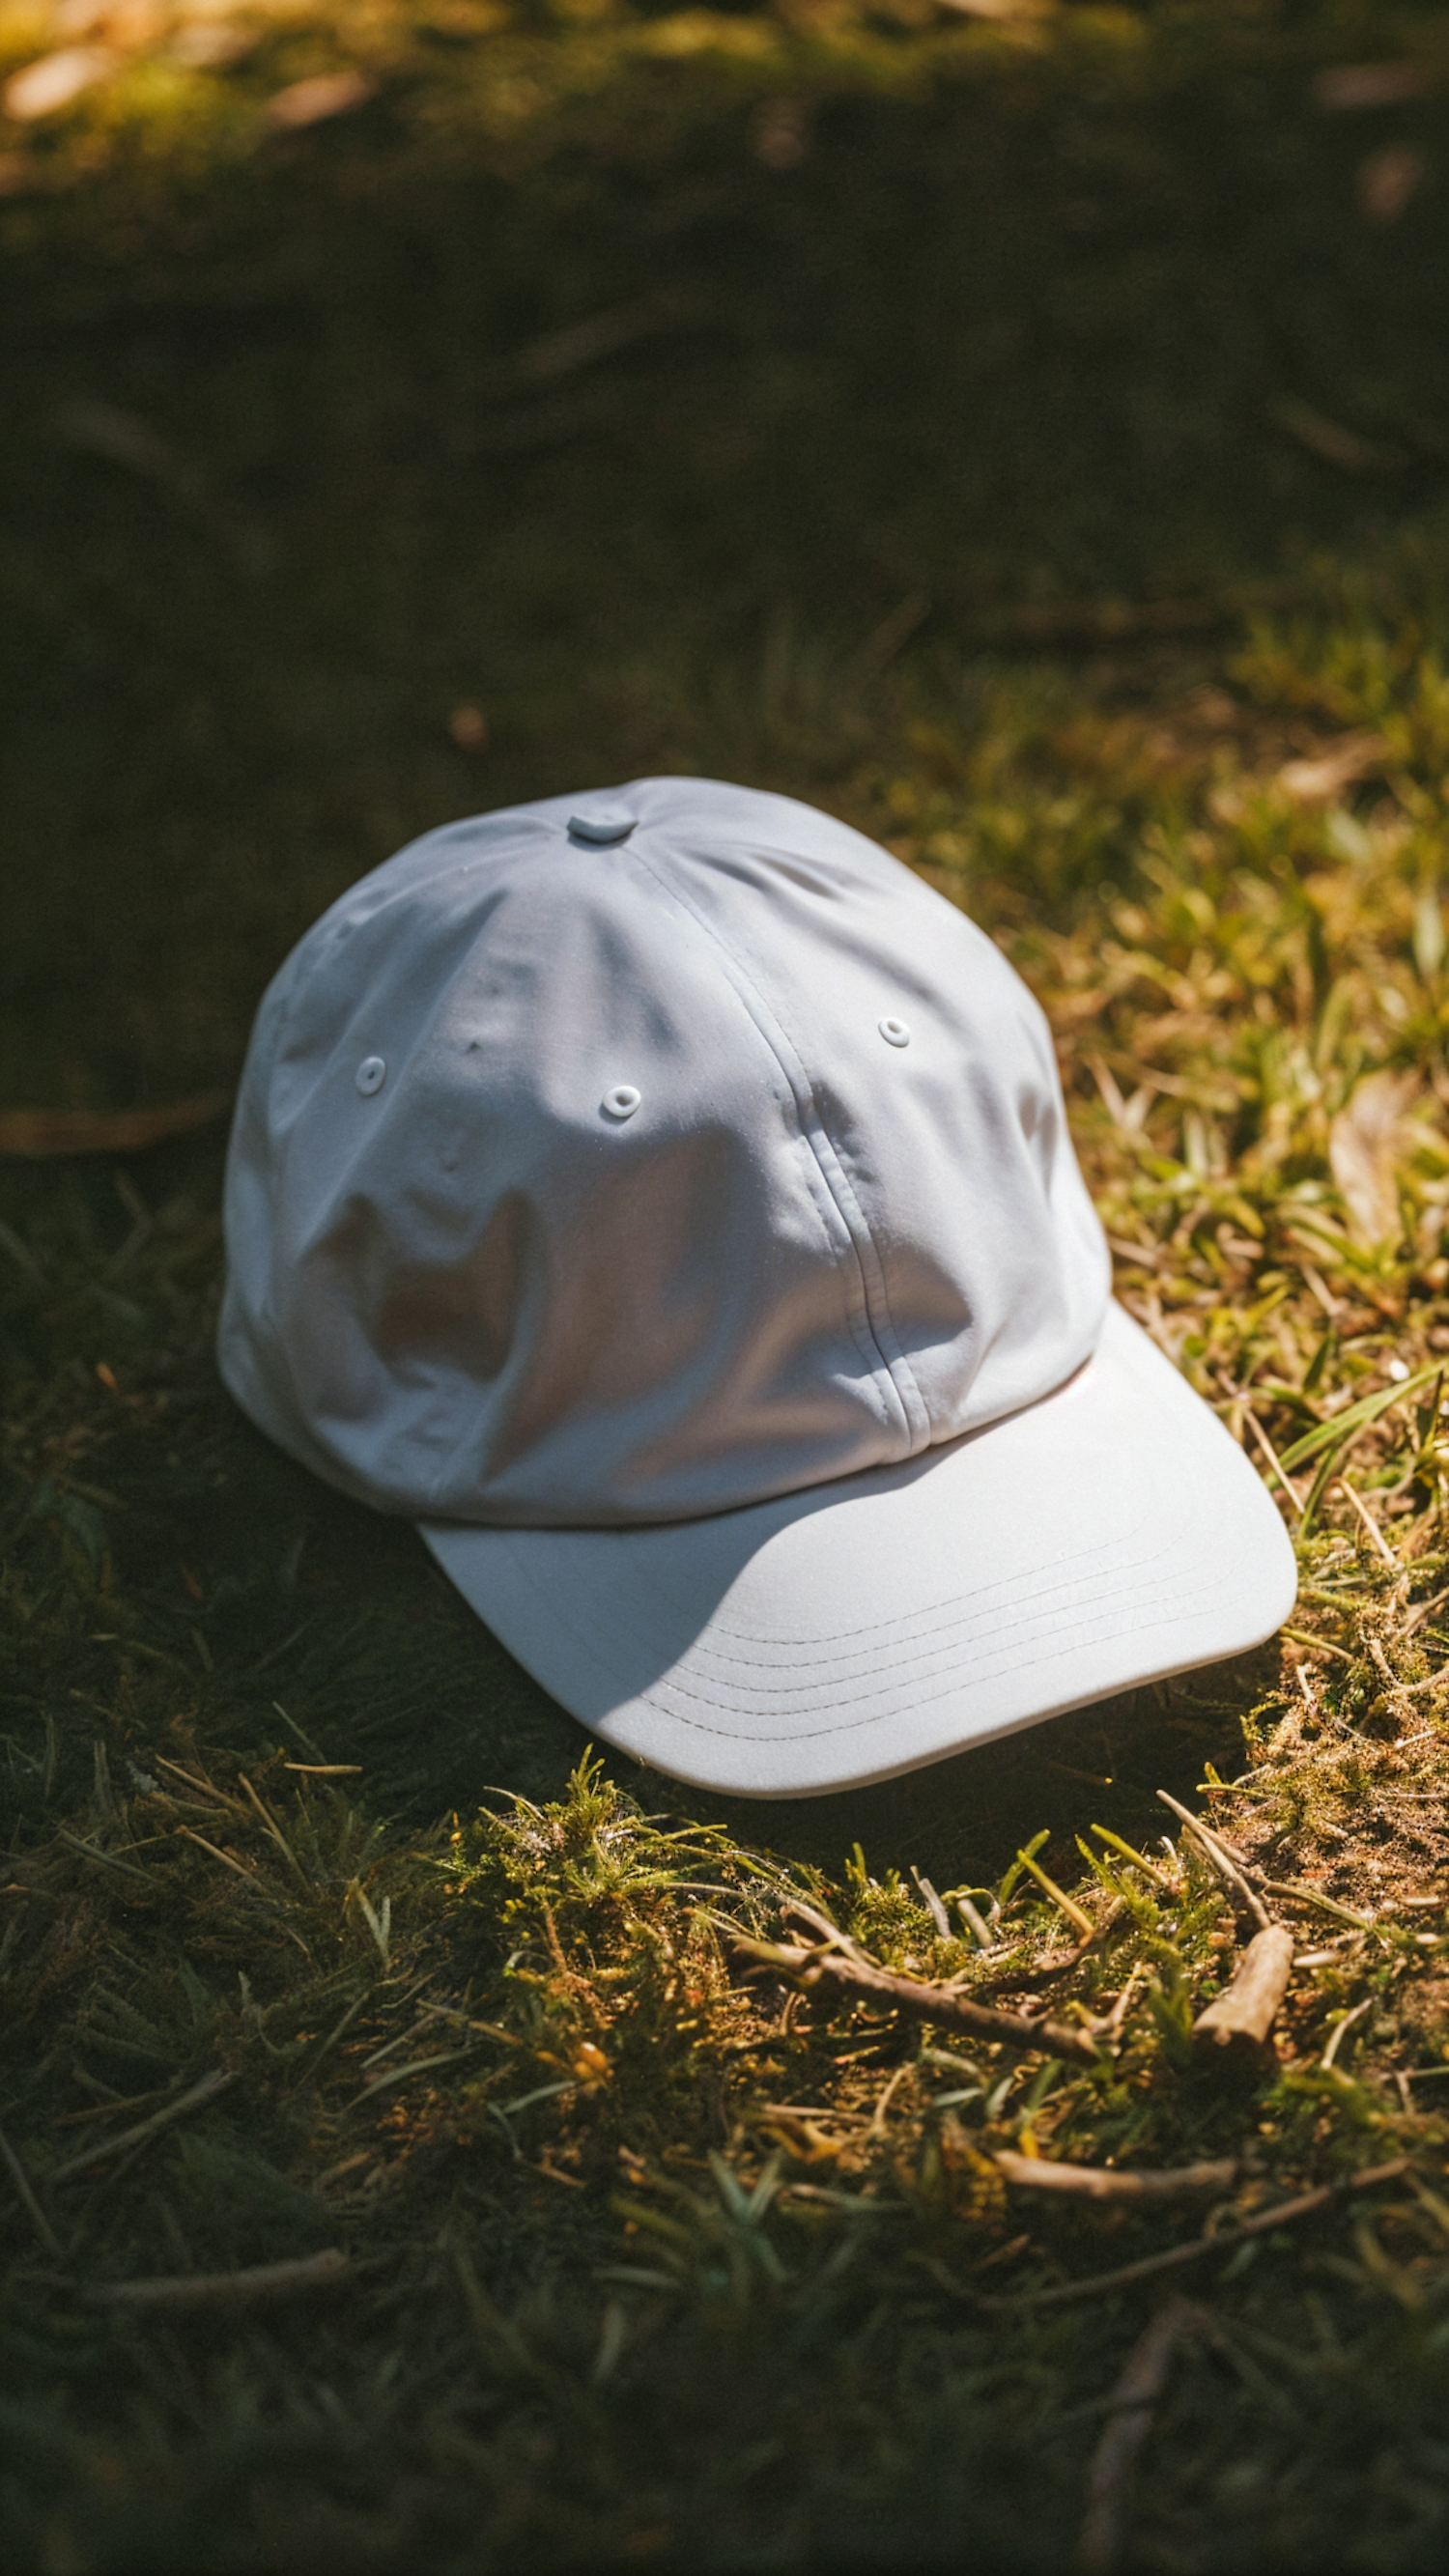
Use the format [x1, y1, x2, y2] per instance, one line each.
[564, 1521, 1200, 1712]
[649, 1561, 1224, 1715]
[623, 836, 930, 1456]
[582, 1472, 1154, 1656]
[475, 1525, 1232, 1750]
[473, 1498, 1203, 1733]
[634, 1591, 1236, 1745]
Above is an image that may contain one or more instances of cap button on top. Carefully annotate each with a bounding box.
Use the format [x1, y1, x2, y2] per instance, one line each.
[355, 1056, 386, 1094]
[878, 1016, 911, 1048]
[568, 807, 638, 845]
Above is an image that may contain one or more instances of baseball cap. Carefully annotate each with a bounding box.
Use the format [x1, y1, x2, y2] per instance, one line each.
[218, 777, 1296, 1797]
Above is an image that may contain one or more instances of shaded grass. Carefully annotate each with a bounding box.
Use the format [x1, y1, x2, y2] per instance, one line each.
[7, 10, 1449, 2571]
[9, 566, 1449, 2574]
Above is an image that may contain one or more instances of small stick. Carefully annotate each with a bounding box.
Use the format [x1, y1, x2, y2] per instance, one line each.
[911, 1870, 952, 1940]
[780, 1897, 870, 1962]
[0, 2121, 61, 2255]
[51, 1827, 153, 1886]
[1282, 1626, 1353, 1664]
[238, 1773, 307, 1884]
[0, 1089, 232, 1159]
[281, 1763, 362, 1776]
[1242, 1408, 1305, 1514]
[1191, 1925, 1295, 2071]
[1106, 1964, 1148, 2041]
[985, 2155, 1412, 2310]
[956, 1895, 998, 1953]
[48, 2069, 234, 2186]
[88, 2246, 350, 2309]
[733, 1938, 1102, 2067]
[1260, 1881, 1374, 1931]
[151, 1755, 247, 1814]
[1078, 2299, 1202, 2573]
[175, 1826, 256, 1882]
[1340, 1479, 1397, 1566]
[1321, 1996, 1374, 2070]
[995, 2152, 1237, 2206]
[1155, 1792, 1274, 1933]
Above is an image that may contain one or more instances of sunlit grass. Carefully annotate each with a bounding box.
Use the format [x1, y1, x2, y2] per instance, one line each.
[8, 566, 1449, 2567]
[7, 6, 1449, 2563]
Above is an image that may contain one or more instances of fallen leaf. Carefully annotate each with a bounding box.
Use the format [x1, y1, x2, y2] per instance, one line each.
[3, 45, 116, 121]
[1277, 733, 1390, 804]
[0, 1090, 232, 1158]
[1329, 1069, 1418, 1245]
[263, 71, 374, 132]
[1313, 63, 1435, 113]
[1357, 146, 1425, 225]
[448, 705, 489, 751]
[1269, 398, 1406, 476]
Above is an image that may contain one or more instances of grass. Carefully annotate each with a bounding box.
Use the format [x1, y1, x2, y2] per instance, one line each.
[6, 5, 1449, 2569]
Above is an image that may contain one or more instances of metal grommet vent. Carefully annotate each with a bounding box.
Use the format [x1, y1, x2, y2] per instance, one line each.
[355, 1056, 387, 1095]
[602, 1084, 642, 1121]
[877, 1016, 911, 1049]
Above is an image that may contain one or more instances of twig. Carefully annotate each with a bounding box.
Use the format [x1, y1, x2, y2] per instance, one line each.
[48, 2069, 234, 2185]
[88, 2247, 350, 2308]
[1262, 1880, 1375, 1931]
[1321, 1996, 1374, 2070]
[175, 1826, 256, 1882]
[1155, 1792, 1273, 1932]
[867, 2061, 914, 2138]
[1403, 1583, 1449, 1635]
[985, 2155, 1412, 2310]
[0, 1089, 232, 1158]
[238, 1772, 307, 1884]
[1339, 1479, 1397, 1566]
[1078, 2299, 1203, 2573]
[1282, 1625, 1353, 1664]
[51, 1827, 153, 1887]
[995, 2153, 1236, 2206]
[152, 1755, 245, 1813]
[1191, 1926, 1294, 2070]
[733, 1938, 1102, 2066]
[911, 1869, 952, 1939]
[0, 2121, 61, 2255]
[1242, 1408, 1305, 1514]
[780, 1897, 869, 1961]
[1106, 1964, 1148, 2041]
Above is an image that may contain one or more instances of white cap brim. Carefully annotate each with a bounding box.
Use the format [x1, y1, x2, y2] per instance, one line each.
[420, 1303, 1296, 1798]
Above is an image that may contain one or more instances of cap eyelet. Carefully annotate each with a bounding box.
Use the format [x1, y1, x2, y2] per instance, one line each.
[355, 1056, 386, 1095]
[602, 1084, 641, 1122]
[877, 1016, 911, 1049]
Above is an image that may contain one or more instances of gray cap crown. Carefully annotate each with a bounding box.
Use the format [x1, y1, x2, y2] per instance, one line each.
[219, 778, 1110, 1529]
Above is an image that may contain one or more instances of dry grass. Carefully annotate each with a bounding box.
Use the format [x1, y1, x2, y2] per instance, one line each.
[7, 9, 1449, 2569]
[8, 585, 1449, 2572]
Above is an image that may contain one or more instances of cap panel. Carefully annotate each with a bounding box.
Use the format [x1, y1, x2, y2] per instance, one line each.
[221, 828, 929, 1523]
[613, 782, 1110, 1444]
